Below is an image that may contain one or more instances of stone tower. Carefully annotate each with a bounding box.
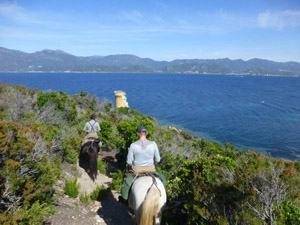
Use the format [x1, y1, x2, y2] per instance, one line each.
[114, 90, 129, 108]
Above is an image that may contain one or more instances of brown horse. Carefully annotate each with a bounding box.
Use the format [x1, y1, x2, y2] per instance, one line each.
[80, 138, 100, 181]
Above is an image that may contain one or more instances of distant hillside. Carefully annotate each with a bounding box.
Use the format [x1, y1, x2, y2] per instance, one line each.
[1, 47, 300, 75]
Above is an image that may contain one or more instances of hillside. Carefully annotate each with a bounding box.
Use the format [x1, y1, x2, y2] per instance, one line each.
[1, 47, 300, 75]
[1, 83, 300, 224]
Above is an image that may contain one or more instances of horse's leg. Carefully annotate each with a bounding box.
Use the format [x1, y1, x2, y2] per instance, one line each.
[89, 146, 98, 181]
[128, 192, 133, 209]
[83, 151, 90, 173]
[134, 211, 140, 225]
[154, 213, 162, 225]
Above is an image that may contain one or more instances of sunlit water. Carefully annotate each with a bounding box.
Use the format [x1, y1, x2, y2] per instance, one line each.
[1, 73, 300, 160]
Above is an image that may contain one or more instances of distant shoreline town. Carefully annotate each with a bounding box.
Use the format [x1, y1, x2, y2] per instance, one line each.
[1, 47, 300, 76]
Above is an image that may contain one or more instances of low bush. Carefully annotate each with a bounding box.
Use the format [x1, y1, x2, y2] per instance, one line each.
[91, 185, 108, 201]
[63, 177, 79, 198]
[80, 192, 90, 206]
[104, 103, 112, 112]
[97, 160, 108, 174]
[64, 149, 79, 164]
[117, 107, 130, 115]
[110, 170, 123, 191]
[278, 201, 300, 225]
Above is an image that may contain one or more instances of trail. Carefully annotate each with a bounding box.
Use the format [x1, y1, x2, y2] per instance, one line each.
[46, 152, 134, 225]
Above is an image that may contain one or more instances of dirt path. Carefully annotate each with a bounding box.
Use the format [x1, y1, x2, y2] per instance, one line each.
[46, 152, 134, 225]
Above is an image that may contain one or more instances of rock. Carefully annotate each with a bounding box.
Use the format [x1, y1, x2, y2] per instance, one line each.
[92, 207, 98, 212]
[94, 201, 101, 206]
[95, 215, 105, 223]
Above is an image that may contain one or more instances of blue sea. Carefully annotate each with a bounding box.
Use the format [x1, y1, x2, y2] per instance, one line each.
[1, 73, 300, 160]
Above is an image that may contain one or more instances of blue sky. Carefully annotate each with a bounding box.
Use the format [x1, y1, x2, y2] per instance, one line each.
[0, 0, 300, 62]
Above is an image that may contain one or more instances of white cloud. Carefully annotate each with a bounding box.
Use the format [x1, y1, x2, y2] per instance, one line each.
[121, 10, 145, 24]
[257, 10, 300, 29]
[176, 18, 188, 26]
[216, 8, 231, 20]
[120, 11, 164, 25]
[0, 2, 75, 28]
[0, 2, 41, 24]
[151, 0, 168, 9]
[152, 15, 164, 23]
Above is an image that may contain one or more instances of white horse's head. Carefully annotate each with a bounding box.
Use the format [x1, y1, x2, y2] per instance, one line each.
[129, 176, 167, 225]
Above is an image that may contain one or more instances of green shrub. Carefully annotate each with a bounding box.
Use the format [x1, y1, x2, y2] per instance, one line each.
[62, 136, 81, 165]
[97, 160, 107, 174]
[0, 201, 55, 225]
[64, 149, 79, 164]
[110, 170, 123, 191]
[99, 120, 117, 150]
[63, 177, 80, 198]
[91, 185, 108, 201]
[37, 91, 65, 110]
[277, 202, 300, 225]
[18, 200, 55, 225]
[117, 118, 155, 150]
[80, 91, 87, 96]
[67, 102, 78, 121]
[41, 125, 60, 141]
[80, 192, 90, 206]
[104, 103, 112, 112]
[37, 91, 77, 122]
[117, 107, 130, 115]
[34, 157, 62, 204]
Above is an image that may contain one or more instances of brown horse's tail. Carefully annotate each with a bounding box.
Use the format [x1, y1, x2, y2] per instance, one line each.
[139, 186, 160, 225]
[88, 144, 98, 180]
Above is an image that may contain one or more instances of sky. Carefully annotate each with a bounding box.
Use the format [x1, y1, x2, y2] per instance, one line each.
[0, 0, 300, 62]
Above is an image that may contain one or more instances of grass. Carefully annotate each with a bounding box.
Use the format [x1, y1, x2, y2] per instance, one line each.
[110, 170, 123, 191]
[97, 160, 108, 174]
[80, 192, 90, 206]
[63, 177, 80, 198]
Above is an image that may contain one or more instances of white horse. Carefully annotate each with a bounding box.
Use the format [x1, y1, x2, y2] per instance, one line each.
[128, 175, 167, 225]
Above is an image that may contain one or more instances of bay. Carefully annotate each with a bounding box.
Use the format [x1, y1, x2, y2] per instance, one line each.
[1, 72, 300, 160]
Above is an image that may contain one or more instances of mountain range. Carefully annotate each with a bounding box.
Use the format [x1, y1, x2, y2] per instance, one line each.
[0, 47, 300, 75]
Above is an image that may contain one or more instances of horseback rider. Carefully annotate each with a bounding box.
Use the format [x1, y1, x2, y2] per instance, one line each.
[126, 125, 161, 176]
[82, 114, 101, 146]
[120, 125, 166, 202]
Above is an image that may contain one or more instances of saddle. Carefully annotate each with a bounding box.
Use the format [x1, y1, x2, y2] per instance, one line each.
[121, 171, 167, 200]
[82, 137, 102, 150]
[87, 137, 97, 141]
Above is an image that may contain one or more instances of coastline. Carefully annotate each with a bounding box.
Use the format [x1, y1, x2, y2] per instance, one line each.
[0, 71, 299, 77]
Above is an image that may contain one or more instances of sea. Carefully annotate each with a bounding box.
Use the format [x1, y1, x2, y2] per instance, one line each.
[0, 72, 300, 161]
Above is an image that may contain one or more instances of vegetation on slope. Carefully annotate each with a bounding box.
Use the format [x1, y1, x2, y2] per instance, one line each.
[0, 83, 300, 224]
